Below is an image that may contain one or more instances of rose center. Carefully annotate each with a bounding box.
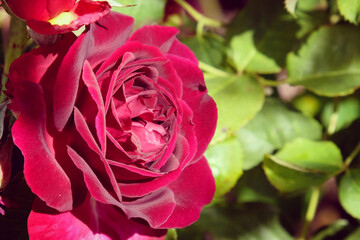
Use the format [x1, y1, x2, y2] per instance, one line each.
[108, 77, 176, 164]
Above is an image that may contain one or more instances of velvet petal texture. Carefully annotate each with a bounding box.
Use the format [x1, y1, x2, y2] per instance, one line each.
[28, 195, 167, 240]
[8, 12, 217, 240]
[5, 0, 75, 21]
[160, 156, 215, 228]
[53, 12, 134, 130]
[11, 81, 73, 212]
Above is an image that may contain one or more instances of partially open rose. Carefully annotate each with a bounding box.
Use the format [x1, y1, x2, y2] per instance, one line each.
[8, 12, 217, 239]
[3, 0, 110, 34]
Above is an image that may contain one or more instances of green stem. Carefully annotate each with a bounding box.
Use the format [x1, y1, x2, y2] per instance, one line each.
[0, 16, 28, 103]
[196, 21, 205, 41]
[344, 141, 360, 169]
[198, 61, 229, 77]
[174, 0, 222, 28]
[256, 75, 288, 87]
[298, 187, 320, 240]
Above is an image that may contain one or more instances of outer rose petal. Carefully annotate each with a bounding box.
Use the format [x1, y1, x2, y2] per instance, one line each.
[129, 25, 178, 54]
[167, 55, 217, 161]
[26, 0, 111, 35]
[129, 25, 198, 63]
[7, 33, 76, 87]
[5, 0, 75, 21]
[28, 196, 167, 240]
[160, 156, 215, 228]
[11, 81, 73, 212]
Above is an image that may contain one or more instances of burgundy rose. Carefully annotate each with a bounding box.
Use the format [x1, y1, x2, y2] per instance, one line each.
[8, 12, 217, 239]
[3, 0, 111, 34]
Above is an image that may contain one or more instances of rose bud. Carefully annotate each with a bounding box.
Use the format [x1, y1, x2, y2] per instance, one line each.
[3, 0, 110, 35]
[8, 12, 217, 239]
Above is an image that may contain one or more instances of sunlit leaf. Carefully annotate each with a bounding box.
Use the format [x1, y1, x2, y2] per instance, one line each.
[339, 169, 360, 219]
[287, 25, 360, 96]
[206, 74, 265, 143]
[285, 0, 298, 17]
[227, 0, 298, 73]
[182, 35, 226, 68]
[237, 99, 322, 170]
[205, 137, 243, 197]
[338, 0, 360, 24]
[321, 97, 360, 134]
[112, 0, 166, 28]
[263, 138, 343, 192]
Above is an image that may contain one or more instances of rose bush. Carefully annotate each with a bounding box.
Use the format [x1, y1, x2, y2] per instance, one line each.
[3, 0, 111, 34]
[7, 11, 217, 239]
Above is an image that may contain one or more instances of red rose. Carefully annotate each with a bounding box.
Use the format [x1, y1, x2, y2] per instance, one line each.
[8, 12, 217, 239]
[3, 0, 111, 34]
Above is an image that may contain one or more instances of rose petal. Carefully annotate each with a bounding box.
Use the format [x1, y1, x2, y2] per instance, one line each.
[26, 0, 111, 35]
[129, 25, 178, 54]
[118, 134, 190, 198]
[11, 81, 72, 212]
[129, 25, 198, 63]
[28, 196, 167, 240]
[160, 156, 215, 228]
[82, 60, 106, 154]
[73, 107, 122, 202]
[7, 32, 76, 87]
[68, 146, 176, 228]
[6, 0, 75, 21]
[168, 39, 198, 64]
[53, 12, 134, 131]
[167, 55, 217, 161]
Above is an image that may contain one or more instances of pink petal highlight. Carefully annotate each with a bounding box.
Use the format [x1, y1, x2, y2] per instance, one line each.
[11, 81, 73, 212]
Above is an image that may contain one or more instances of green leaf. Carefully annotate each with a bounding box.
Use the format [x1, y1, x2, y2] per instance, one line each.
[263, 138, 343, 192]
[227, 0, 298, 73]
[287, 25, 360, 96]
[206, 74, 265, 143]
[181, 35, 226, 68]
[338, 0, 360, 24]
[236, 99, 322, 170]
[178, 204, 292, 240]
[112, 0, 166, 28]
[205, 137, 243, 197]
[339, 169, 360, 219]
[321, 97, 360, 134]
[294, 10, 328, 38]
[285, 0, 298, 17]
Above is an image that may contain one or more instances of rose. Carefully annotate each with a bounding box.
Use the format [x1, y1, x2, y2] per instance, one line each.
[8, 12, 217, 239]
[3, 0, 110, 34]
